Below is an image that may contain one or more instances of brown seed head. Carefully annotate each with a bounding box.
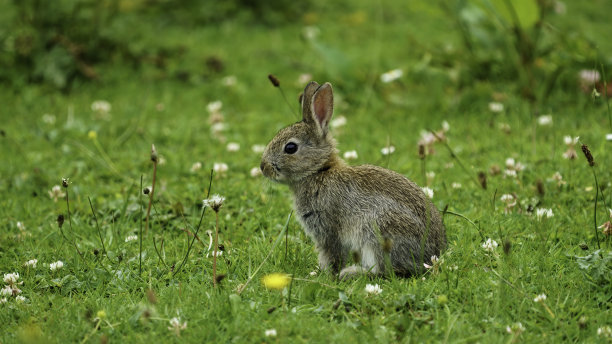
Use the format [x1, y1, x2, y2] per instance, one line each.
[62, 178, 69, 188]
[581, 144, 595, 166]
[57, 214, 65, 228]
[151, 144, 158, 163]
[478, 171, 487, 189]
[536, 179, 545, 196]
[146, 289, 157, 304]
[268, 74, 280, 87]
[418, 143, 426, 160]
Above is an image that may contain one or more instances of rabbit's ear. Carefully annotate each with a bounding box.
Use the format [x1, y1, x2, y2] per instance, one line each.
[301, 81, 320, 123]
[308, 82, 334, 137]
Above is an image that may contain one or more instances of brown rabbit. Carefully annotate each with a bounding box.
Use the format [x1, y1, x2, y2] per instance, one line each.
[260, 81, 446, 279]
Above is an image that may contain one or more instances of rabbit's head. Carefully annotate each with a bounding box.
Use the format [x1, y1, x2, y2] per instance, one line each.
[261, 81, 338, 184]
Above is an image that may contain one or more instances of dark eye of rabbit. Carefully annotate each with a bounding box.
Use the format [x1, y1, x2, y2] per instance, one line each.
[284, 142, 298, 154]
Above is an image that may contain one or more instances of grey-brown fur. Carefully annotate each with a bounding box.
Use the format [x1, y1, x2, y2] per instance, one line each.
[260, 81, 446, 278]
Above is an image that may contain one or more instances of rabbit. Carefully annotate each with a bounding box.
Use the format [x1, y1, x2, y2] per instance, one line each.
[260, 81, 446, 279]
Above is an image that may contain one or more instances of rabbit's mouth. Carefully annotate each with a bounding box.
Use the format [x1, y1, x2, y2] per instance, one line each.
[260, 161, 285, 182]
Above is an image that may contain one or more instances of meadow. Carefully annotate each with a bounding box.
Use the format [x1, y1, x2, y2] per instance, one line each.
[1, 0, 611, 342]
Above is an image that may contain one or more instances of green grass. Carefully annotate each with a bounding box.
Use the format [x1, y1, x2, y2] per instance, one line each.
[1, 0, 612, 342]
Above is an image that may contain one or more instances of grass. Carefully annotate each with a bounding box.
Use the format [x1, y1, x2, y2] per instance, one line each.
[1, 0, 612, 342]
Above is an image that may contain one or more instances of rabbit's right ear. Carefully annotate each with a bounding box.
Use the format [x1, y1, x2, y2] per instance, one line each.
[302, 82, 334, 137]
[301, 81, 320, 123]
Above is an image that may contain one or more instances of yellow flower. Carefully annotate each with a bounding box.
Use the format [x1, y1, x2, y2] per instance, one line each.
[88, 130, 97, 140]
[262, 273, 291, 290]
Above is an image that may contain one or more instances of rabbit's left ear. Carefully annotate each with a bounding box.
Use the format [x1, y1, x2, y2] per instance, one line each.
[309, 82, 334, 137]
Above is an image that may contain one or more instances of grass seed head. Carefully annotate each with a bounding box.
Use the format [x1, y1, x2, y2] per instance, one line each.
[581, 144, 594, 166]
[57, 214, 65, 228]
[478, 171, 487, 189]
[268, 74, 280, 87]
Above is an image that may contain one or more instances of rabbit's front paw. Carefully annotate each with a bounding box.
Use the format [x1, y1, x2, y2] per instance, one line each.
[339, 265, 368, 280]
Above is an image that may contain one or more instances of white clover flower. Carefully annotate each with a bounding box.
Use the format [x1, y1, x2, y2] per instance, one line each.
[381, 146, 395, 155]
[250, 167, 262, 177]
[48, 185, 66, 202]
[563, 135, 579, 146]
[168, 317, 187, 335]
[422, 187, 434, 199]
[419, 131, 436, 146]
[506, 322, 525, 335]
[226, 142, 240, 152]
[298, 73, 313, 85]
[203, 194, 225, 212]
[1, 286, 13, 297]
[125, 235, 138, 243]
[535, 208, 554, 220]
[15, 295, 26, 303]
[0, 298, 6, 304]
[380, 69, 403, 83]
[42, 114, 56, 124]
[533, 293, 547, 303]
[424, 255, 439, 269]
[3, 273, 19, 285]
[441, 120, 450, 132]
[251, 144, 266, 154]
[190, 162, 202, 172]
[330, 115, 347, 128]
[206, 101, 223, 114]
[213, 162, 228, 174]
[505, 158, 515, 169]
[482, 238, 498, 252]
[210, 122, 226, 134]
[537, 115, 553, 126]
[451, 182, 462, 189]
[365, 284, 383, 295]
[91, 100, 111, 113]
[265, 329, 277, 337]
[343, 150, 358, 160]
[50, 260, 64, 271]
[488, 102, 504, 113]
[578, 70, 600, 85]
[606, 133, 612, 141]
[24, 259, 38, 268]
[500, 194, 514, 203]
[16, 221, 26, 231]
[598, 326, 612, 338]
[309, 271, 317, 276]
[222, 75, 237, 86]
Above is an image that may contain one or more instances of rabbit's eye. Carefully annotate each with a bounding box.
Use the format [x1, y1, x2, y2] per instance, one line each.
[284, 142, 298, 154]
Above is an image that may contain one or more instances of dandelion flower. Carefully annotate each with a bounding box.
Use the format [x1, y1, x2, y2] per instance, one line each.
[48, 185, 65, 202]
[533, 293, 547, 303]
[421, 187, 434, 199]
[50, 261, 64, 271]
[265, 329, 277, 337]
[226, 142, 240, 152]
[87, 130, 98, 140]
[343, 150, 358, 160]
[262, 273, 291, 290]
[482, 238, 498, 252]
[125, 235, 138, 243]
[365, 284, 383, 295]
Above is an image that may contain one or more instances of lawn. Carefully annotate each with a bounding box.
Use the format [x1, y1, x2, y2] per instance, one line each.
[1, 0, 611, 342]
